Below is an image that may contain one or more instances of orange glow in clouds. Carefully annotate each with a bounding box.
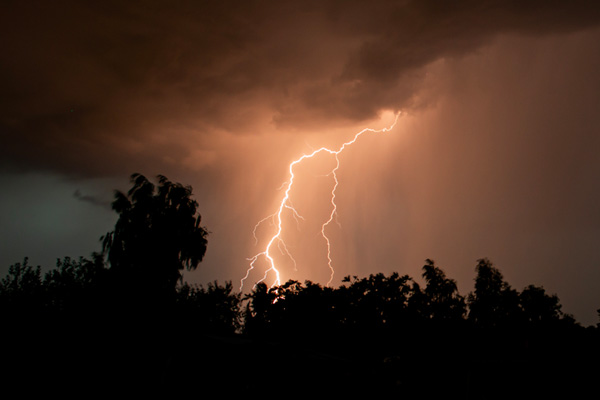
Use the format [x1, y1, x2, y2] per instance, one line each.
[241, 112, 401, 290]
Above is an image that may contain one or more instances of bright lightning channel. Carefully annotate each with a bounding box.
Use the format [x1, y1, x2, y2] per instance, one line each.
[241, 112, 401, 291]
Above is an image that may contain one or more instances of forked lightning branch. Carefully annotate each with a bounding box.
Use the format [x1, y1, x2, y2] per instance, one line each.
[241, 113, 401, 291]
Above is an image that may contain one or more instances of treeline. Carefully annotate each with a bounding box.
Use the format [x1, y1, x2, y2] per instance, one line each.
[1, 174, 598, 396]
[243, 258, 582, 337]
[1, 255, 589, 337]
[2, 255, 598, 397]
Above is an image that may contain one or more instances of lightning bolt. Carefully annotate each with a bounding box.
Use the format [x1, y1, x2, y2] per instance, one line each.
[241, 112, 401, 291]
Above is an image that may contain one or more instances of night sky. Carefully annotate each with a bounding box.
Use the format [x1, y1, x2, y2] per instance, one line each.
[2, 1, 600, 326]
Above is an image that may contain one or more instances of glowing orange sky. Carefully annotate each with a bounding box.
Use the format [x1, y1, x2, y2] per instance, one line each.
[1, 1, 600, 325]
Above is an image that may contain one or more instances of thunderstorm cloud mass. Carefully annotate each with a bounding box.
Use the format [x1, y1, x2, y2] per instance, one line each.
[1, 0, 600, 325]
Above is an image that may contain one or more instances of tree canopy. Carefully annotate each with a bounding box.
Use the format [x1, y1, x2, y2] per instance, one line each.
[102, 173, 209, 301]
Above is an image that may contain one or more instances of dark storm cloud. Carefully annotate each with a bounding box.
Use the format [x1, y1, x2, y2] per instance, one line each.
[340, 0, 600, 83]
[73, 189, 111, 209]
[1, 0, 599, 176]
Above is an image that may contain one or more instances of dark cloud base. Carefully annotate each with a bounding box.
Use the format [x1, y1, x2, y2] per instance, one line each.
[2, 0, 599, 176]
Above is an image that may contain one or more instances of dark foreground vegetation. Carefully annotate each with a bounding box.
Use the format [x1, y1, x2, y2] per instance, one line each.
[1, 174, 598, 398]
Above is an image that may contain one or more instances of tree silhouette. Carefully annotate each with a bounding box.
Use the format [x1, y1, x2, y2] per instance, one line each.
[43, 254, 106, 314]
[276, 280, 340, 340]
[242, 281, 279, 338]
[467, 258, 522, 328]
[0, 257, 43, 317]
[519, 284, 563, 326]
[421, 258, 467, 322]
[102, 173, 209, 305]
[338, 272, 423, 343]
[176, 280, 241, 335]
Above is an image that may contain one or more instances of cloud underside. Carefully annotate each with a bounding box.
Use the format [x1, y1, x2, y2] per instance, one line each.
[1, 0, 599, 175]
